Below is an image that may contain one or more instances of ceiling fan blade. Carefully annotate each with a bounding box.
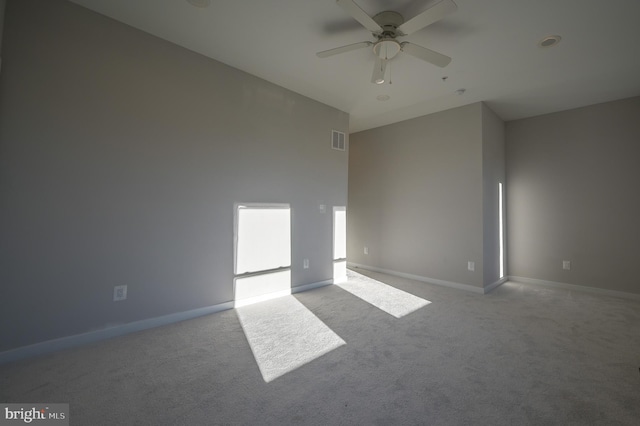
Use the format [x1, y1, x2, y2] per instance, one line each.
[323, 19, 365, 35]
[316, 41, 373, 58]
[401, 42, 451, 67]
[397, 0, 458, 35]
[371, 57, 387, 84]
[336, 0, 383, 34]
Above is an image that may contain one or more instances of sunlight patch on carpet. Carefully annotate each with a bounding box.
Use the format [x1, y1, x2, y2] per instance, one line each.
[337, 270, 431, 318]
[236, 296, 345, 383]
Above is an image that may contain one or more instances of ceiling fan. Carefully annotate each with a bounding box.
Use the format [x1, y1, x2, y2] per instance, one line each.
[317, 0, 457, 84]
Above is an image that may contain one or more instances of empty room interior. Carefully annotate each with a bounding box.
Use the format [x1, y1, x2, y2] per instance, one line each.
[1, 0, 639, 424]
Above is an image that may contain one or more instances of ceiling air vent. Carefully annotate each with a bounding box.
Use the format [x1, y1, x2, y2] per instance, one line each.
[332, 130, 346, 151]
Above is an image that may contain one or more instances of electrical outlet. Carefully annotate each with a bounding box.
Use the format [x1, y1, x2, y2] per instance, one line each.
[113, 285, 127, 302]
[303, 258, 309, 269]
[364, 246, 369, 255]
[468, 261, 475, 272]
[319, 204, 326, 213]
[563, 260, 571, 270]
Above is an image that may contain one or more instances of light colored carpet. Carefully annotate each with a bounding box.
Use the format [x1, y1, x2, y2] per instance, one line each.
[236, 295, 345, 383]
[1, 268, 639, 425]
[337, 269, 431, 318]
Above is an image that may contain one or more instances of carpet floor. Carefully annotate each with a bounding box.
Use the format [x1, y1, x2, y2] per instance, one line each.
[1, 268, 639, 425]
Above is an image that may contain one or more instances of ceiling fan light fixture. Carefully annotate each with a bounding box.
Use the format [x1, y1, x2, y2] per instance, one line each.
[321, 0, 458, 83]
[373, 40, 401, 60]
[371, 57, 388, 84]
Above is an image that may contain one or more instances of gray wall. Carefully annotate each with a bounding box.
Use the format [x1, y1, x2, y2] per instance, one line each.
[506, 96, 640, 294]
[348, 103, 486, 288]
[0, 0, 5, 65]
[0, 0, 348, 352]
[481, 104, 506, 286]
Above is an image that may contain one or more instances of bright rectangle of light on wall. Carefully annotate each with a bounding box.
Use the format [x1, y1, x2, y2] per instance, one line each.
[235, 205, 291, 275]
[499, 183, 504, 278]
[333, 207, 346, 260]
[234, 204, 291, 306]
[333, 207, 347, 283]
[234, 270, 292, 308]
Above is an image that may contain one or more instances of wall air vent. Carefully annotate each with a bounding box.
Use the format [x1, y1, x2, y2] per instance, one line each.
[332, 130, 346, 151]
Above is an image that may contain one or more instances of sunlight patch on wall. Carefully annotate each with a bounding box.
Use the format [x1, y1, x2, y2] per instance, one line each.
[333, 206, 347, 283]
[333, 207, 346, 260]
[234, 204, 291, 307]
[499, 182, 505, 278]
[234, 270, 291, 308]
[236, 296, 345, 383]
[235, 205, 291, 275]
[333, 260, 347, 284]
[337, 270, 431, 318]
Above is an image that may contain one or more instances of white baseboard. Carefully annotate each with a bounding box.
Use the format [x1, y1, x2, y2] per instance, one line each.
[508, 276, 640, 301]
[234, 289, 292, 308]
[0, 301, 234, 365]
[292, 279, 334, 294]
[348, 262, 496, 294]
[0, 278, 334, 365]
[485, 276, 509, 293]
[348, 262, 507, 295]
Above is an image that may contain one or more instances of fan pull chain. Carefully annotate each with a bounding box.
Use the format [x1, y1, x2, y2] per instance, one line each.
[389, 61, 392, 85]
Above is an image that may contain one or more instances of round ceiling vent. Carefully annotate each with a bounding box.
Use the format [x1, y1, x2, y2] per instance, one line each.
[538, 35, 561, 48]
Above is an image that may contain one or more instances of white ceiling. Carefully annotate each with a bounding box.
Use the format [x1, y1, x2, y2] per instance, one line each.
[68, 0, 640, 133]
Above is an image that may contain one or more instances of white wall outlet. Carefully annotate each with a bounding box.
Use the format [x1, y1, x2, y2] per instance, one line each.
[563, 260, 571, 270]
[467, 261, 475, 272]
[319, 204, 326, 213]
[113, 285, 127, 302]
[303, 258, 309, 269]
[364, 246, 369, 255]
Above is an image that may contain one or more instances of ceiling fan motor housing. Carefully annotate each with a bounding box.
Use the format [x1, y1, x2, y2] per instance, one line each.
[372, 11, 404, 36]
[317, 1, 456, 76]
[371, 11, 404, 60]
